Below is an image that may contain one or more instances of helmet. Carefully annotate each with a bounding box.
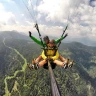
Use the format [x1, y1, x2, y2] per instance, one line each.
[43, 36, 49, 41]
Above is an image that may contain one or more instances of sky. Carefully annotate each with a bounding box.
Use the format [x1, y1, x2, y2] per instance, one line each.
[0, 0, 96, 46]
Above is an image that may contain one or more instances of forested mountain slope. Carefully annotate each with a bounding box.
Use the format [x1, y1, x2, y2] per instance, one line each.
[0, 31, 96, 96]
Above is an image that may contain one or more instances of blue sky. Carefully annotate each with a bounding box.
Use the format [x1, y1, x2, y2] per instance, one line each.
[0, 0, 96, 46]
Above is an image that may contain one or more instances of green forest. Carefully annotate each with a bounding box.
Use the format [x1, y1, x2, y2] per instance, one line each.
[0, 31, 96, 96]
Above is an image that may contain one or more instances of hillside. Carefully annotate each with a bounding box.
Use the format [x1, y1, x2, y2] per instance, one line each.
[0, 31, 96, 96]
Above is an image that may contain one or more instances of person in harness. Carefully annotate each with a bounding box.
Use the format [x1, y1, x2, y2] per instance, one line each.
[29, 31, 67, 47]
[28, 39, 73, 70]
[29, 31, 69, 64]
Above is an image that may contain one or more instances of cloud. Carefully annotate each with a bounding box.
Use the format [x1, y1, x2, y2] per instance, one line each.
[0, 0, 96, 46]
[36, 0, 90, 23]
[0, 23, 36, 34]
[0, 3, 4, 10]
[38, 24, 64, 37]
[21, 14, 24, 16]
[90, 0, 96, 7]
[28, 0, 31, 7]
[0, 2, 30, 33]
[37, 0, 70, 22]
[6, 0, 15, 3]
[0, 3, 16, 25]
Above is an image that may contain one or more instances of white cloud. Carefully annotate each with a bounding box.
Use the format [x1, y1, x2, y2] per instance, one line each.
[6, 0, 15, 4]
[7, 12, 17, 24]
[37, 0, 70, 22]
[68, 3, 96, 39]
[0, 3, 4, 10]
[38, 24, 64, 37]
[0, 10, 16, 25]
[0, 24, 36, 34]
[25, 20, 34, 25]
[21, 14, 24, 17]
[36, 0, 90, 23]
[0, 3, 16, 24]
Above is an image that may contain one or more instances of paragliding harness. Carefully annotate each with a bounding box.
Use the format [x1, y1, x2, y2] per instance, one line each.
[43, 47, 58, 56]
[35, 23, 68, 69]
[42, 46, 58, 69]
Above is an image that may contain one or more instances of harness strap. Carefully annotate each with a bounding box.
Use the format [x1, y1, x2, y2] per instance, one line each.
[35, 23, 45, 47]
[58, 25, 68, 47]
[43, 47, 58, 57]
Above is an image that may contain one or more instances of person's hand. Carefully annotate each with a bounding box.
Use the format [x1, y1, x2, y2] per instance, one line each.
[29, 31, 32, 37]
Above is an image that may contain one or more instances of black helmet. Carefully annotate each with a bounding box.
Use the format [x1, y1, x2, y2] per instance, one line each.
[43, 36, 49, 41]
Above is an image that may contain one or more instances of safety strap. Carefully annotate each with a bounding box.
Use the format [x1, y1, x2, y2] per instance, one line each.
[58, 25, 68, 47]
[43, 47, 58, 57]
[35, 23, 45, 47]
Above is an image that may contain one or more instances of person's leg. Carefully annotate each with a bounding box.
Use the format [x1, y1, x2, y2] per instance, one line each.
[38, 60, 47, 67]
[53, 60, 64, 67]
[35, 55, 42, 63]
[59, 55, 70, 65]
[30, 56, 45, 69]
[59, 55, 66, 62]
[29, 59, 47, 69]
[32, 55, 42, 64]
[53, 59, 69, 69]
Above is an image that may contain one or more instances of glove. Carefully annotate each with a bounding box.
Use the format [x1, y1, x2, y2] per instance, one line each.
[29, 31, 32, 37]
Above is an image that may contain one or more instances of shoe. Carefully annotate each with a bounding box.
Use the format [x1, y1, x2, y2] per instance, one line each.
[34, 62, 39, 70]
[63, 64, 68, 69]
[27, 64, 34, 70]
[63, 59, 69, 69]
[68, 61, 74, 68]
[32, 59, 39, 70]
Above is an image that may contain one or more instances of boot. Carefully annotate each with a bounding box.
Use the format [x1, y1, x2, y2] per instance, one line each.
[32, 59, 39, 70]
[27, 64, 34, 70]
[34, 62, 39, 70]
[68, 61, 74, 68]
[63, 59, 69, 69]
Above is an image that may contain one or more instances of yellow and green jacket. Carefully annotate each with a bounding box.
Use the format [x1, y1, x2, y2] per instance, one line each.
[41, 47, 59, 60]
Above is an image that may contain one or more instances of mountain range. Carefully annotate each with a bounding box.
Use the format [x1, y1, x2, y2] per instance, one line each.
[0, 31, 96, 96]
